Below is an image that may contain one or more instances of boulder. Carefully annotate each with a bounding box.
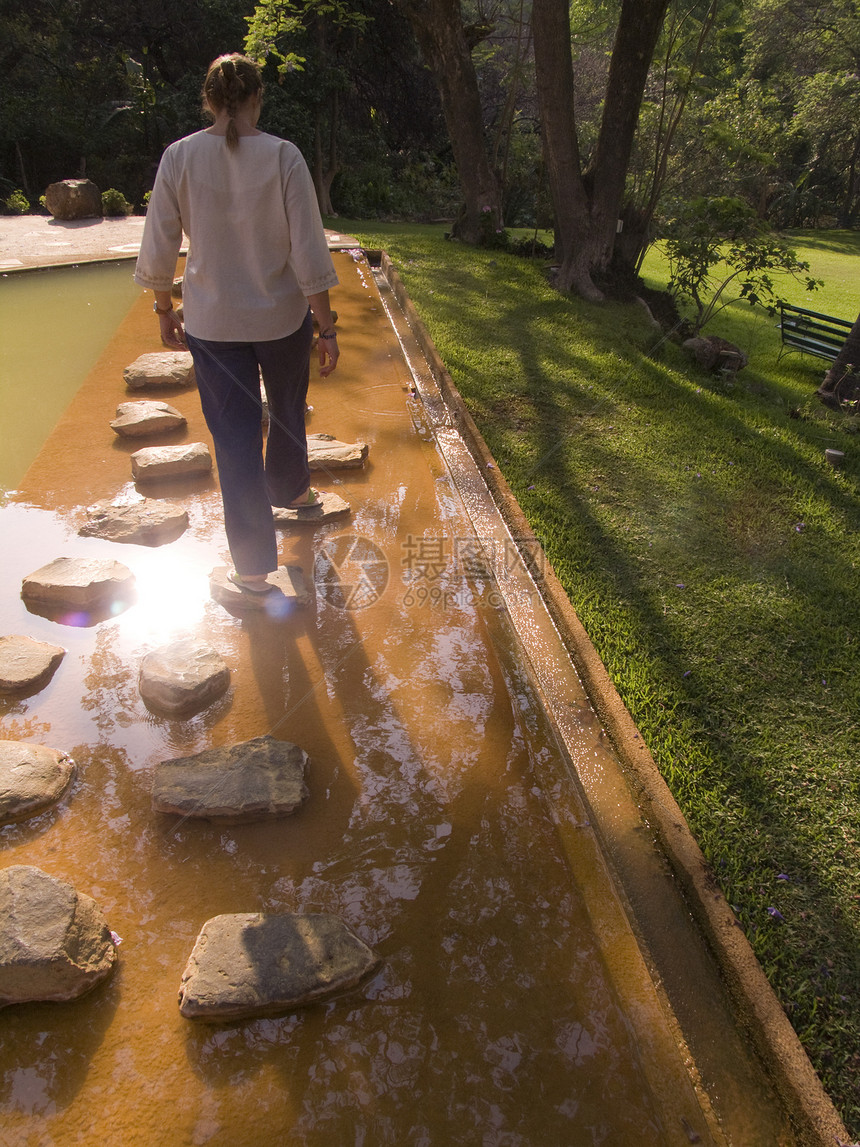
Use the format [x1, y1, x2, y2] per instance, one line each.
[152, 733, 308, 823]
[110, 400, 187, 438]
[209, 564, 311, 611]
[44, 179, 101, 221]
[0, 866, 117, 1007]
[139, 638, 230, 716]
[131, 442, 211, 483]
[272, 489, 350, 524]
[0, 741, 75, 825]
[0, 636, 65, 693]
[307, 434, 369, 470]
[682, 335, 748, 374]
[21, 557, 135, 609]
[123, 352, 196, 391]
[79, 497, 189, 545]
[178, 912, 379, 1020]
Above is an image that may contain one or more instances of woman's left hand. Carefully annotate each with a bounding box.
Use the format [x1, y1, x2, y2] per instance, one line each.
[159, 310, 187, 350]
[317, 330, 339, 377]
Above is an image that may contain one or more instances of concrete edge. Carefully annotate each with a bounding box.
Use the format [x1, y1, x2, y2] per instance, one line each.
[375, 249, 850, 1147]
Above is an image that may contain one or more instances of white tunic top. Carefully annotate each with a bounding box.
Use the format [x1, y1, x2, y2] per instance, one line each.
[134, 130, 338, 342]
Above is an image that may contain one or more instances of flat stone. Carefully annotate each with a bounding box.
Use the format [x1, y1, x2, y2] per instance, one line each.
[131, 442, 212, 483]
[123, 351, 196, 390]
[152, 734, 309, 823]
[209, 565, 311, 611]
[110, 400, 187, 438]
[79, 497, 189, 545]
[139, 638, 230, 716]
[0, 741, 75, 825]
[272, 489, 350, 524]
[21, 557, 135, 609]
[0, 866, 116, 1007]
[307, 433, 369, 470]
[178, 912, 379, 1020]
[0, 636, 65, 693]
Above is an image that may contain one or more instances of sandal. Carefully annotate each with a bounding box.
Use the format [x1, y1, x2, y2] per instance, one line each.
[288, 488, 322, 509]
[228, 570, 275, 594]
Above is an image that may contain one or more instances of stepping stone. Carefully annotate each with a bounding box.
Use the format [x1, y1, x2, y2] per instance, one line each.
[0, 866, 117, 1007]
[0, 740, 75, 825]
[0, 636, 65, 693]
[178, 911, 379, 1020]
[21, 557, 135, 610]
[79, 497, 189, 545]
[152, 734, 309, 823]
[139, 638, 230, 716]
[209, 565, 311, 611]
[110, 400, 187, 438]
[123, 351, 195, 390]
[307, 433, 369, 470]
[272, 489, 350, 524]
[131, 442, 211, 483]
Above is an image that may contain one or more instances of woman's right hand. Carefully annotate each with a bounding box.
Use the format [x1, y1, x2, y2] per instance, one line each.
[159, 310, 187, 349]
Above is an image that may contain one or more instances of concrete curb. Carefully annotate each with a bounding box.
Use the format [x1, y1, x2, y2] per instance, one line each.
[377, 249, 850, 1147]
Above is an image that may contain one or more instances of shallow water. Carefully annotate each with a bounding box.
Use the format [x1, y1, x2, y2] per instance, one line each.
[0, 251, 788, 1145]
[0, 262, 141, 494]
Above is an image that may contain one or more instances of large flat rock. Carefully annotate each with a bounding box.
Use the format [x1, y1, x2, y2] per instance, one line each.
[178, 912, 379, 1020]
[209, 565, 311, 611]
[110, 400, 187, 438]
[131, 442, 212, 483]
[123, 351, 195, 390]
[0, 866, 117, 1007]
[0, 741, 75, 825]
[21, 557, 135, 609]
[152, 734, 309, 823]
[139, 638, 230, 716]
[0, 635, 65, 693]
[272, 489, 350, 524]
[307, 434, 369, 470]
[79, 497, 189, 545]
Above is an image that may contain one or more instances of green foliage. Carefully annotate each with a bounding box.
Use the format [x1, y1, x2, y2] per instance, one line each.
[1, 188, 30, 215]
[662, 196, 822, 335]
[101, 188, 133, 216]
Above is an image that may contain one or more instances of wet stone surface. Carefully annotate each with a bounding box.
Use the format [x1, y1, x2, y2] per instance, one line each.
[0, 866, 117, 1006]
[0, 635, 66, 693]
[139, 637, 230, 716]
[123, 351, 195, 390]
[152, 734, 309, 824]
[0, 740, 75, 825]
[110, 400, 187, 438]
[307, 433, 369, 470]
[178, 912, 379, 1020]
[272, 489, 351, 524]
[131, 442, 212, 483]
[79, 497, 189, 546]
[209, 564, 311, 611]
[21, 557, 136, 609]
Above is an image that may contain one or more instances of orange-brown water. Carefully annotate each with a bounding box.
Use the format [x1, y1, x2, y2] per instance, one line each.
[0, 252, 789, 1145]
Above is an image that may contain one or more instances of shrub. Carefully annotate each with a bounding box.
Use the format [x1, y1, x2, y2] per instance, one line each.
[2, 189, 30, 215]
[101, 188, 133, 217]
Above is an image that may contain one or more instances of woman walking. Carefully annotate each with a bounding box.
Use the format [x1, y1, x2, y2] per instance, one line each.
[134, 53, 339, 593]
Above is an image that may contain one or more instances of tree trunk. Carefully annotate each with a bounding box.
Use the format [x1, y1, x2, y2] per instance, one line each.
[532, 0, 670, 298]
[818, 311, 860, 406]
[398, 0, 502, 242]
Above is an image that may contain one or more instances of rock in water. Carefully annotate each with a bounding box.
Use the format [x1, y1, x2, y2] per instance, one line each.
[178, 912, 379, 1019]
[0, 741, 75, 825]
[139, 638, 230, 715]
[0, 866, 117, 1007]
[123, 352, 196, 390]
[152, 734, 308, 823]
[0, 636, 65, 693]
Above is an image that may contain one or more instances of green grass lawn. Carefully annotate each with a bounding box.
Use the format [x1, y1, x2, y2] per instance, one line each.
[335, 218, 860, 1134]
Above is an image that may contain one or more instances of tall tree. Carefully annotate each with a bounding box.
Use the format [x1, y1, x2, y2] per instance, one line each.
[397, 0, 503, 242]
[532, 0, 671, 299]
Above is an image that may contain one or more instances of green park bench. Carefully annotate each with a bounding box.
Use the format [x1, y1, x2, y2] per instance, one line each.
[778, 302, 853, 363]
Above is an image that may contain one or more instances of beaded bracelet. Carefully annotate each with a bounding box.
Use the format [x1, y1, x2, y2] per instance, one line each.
[318, 330, 338, 340]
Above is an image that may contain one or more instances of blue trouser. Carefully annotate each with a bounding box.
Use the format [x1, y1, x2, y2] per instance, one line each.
[186, 311, 313, 576]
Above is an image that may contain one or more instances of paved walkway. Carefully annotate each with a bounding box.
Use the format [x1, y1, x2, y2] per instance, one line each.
[0, 214, 357, 270]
